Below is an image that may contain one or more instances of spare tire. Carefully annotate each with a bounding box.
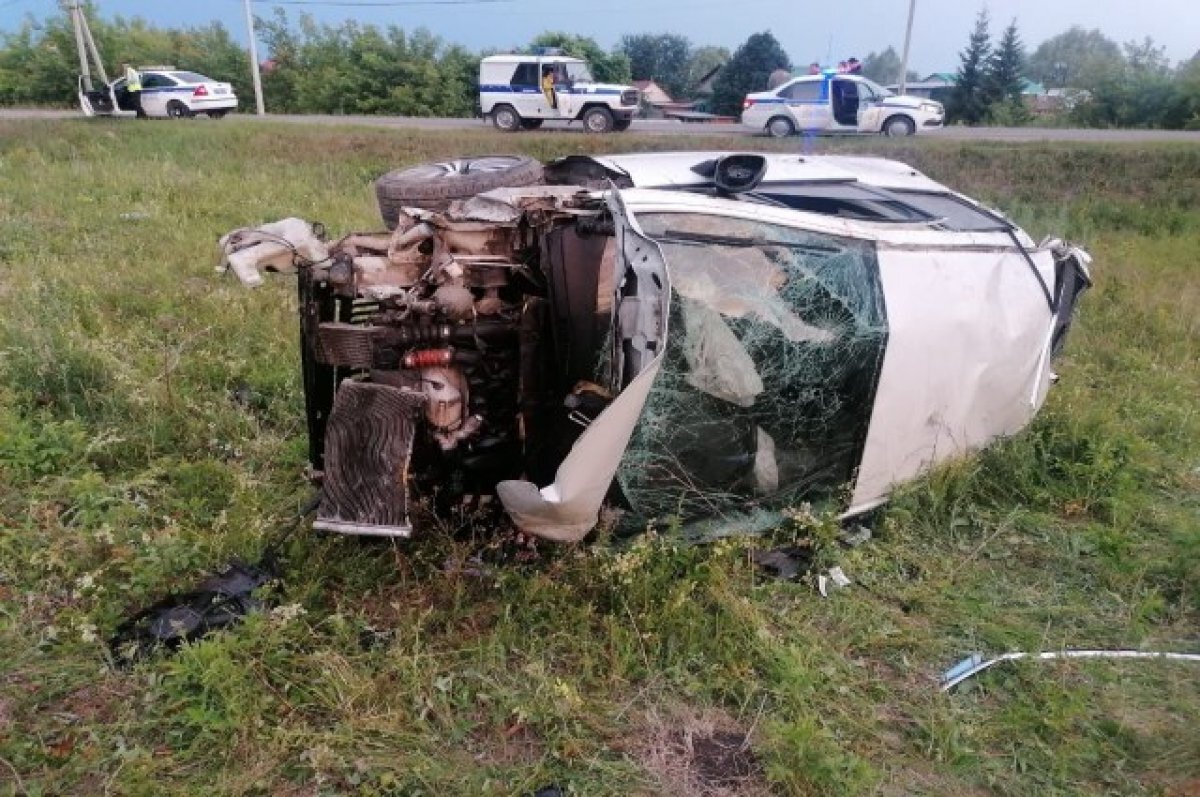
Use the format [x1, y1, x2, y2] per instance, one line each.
[374, 155, 544, 229]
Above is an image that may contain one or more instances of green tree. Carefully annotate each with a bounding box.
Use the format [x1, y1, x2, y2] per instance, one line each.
[684, 44, 729, 95]
[861, 47, 918, 86]
[1123, 36, 1170, 78]
[984, 19, 1029, 124]
[950, 9, 992, 124]
[617, 33, 691, 99]
[709, 31, 790, 116]
[1027, 26, 1124, 88]
[0, 5, 247, 107]
[529, 31, 630, 84]
[1071, 37, 1185, 130]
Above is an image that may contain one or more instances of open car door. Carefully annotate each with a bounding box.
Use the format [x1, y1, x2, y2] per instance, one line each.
[78, 75, 122, 117]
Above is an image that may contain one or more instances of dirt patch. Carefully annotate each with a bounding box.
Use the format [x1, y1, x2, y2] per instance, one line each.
[637, 707, 767, 797]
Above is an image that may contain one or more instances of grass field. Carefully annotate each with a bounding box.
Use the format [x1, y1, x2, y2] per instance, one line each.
[0, 119, 1198, 797]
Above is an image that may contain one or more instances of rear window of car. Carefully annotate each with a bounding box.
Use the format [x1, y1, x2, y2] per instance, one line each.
[169, 72, 212, 84]
[889, 191, 1011, 231]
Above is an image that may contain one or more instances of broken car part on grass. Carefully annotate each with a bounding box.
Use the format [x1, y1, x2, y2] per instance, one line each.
[219, 151, 1092, 543]
[940, 650, 1200, 691]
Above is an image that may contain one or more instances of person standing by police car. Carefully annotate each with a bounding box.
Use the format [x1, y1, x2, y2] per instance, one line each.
[541, 65, 557, 110]
[122, 63, 143, 115]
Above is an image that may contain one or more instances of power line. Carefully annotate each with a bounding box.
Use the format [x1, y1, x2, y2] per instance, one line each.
[251, 0, 513, 6]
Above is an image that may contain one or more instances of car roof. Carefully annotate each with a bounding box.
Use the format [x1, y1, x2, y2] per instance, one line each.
[580, 152, 949, 193]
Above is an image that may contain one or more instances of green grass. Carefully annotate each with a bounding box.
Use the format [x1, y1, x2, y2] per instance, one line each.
[0, 119, 1197, 796]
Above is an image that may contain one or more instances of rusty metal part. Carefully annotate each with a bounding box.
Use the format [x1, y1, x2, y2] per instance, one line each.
[433, 413, 484, 451]
[316, 381, 426, 537]
[420, 366, 468, 430]
[433, 285, 475, 320]
[316, 322, 376, 368]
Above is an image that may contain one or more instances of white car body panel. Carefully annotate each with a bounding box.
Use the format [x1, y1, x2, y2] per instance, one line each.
[849, 245, 1057, 512]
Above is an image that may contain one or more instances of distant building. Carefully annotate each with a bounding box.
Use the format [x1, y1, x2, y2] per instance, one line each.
[632, 80, 673, 105]
[887, 73, 1048, 107]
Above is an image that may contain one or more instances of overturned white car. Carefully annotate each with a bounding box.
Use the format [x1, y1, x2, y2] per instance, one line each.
[221, 152, 1091, 542]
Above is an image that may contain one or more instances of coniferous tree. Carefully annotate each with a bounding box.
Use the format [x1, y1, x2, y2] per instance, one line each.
[984, 19, 1030, 123]
[951, 9, 992, 124]
[987, 20, 1027, 105]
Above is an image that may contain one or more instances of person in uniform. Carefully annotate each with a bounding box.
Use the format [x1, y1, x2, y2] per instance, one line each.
[541, 65, 557, 110]
[122, 63, 142, 115]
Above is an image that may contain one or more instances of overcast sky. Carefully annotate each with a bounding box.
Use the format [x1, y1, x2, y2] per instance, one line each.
[2, 0, 1196, 75]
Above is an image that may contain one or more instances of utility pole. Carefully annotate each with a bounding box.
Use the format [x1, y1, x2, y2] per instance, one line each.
[66, 0, 92, 91]
[242, 0, 266, 115]
[898, 0, 916, 95]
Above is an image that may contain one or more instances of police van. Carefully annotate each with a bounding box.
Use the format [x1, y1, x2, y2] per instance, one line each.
[479, 50, 641, 133]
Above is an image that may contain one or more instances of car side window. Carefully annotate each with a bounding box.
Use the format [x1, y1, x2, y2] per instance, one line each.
[781, 81, 822, 102]
[511, 63, 538, 88]
[141, 73, 176, 89]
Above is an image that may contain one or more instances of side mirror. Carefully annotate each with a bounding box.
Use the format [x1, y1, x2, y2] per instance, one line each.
[713, 154, 768, 194]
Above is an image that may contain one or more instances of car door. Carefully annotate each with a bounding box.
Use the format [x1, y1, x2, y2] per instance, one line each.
[781, 79, 830, 132]
[830, 77, 862, 128]
[855, 81, 885, 132]
[508, 61, 548, 118]
[138, 72, 177, 117]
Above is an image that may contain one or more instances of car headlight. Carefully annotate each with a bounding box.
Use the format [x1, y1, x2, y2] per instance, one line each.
[921, 103, 942, 114]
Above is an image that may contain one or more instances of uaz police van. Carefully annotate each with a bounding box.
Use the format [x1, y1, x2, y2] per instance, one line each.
[479, 51, 640, 133]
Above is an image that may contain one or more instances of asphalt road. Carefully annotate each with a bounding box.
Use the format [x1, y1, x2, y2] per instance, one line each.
[4, 107, 1200, 142]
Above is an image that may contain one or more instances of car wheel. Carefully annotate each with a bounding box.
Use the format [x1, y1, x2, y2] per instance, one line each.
[766, 116, 795, 138]
[374, 155, 545, 230]
[166, 100, 192, 119]
[883, 115, 916, 137]
[491, 104, 521, 132]
[582, 107, 614, 134]
[612, 118, 633, 132]
[519, 118, 544, 130]
[208, 110, 227, 119]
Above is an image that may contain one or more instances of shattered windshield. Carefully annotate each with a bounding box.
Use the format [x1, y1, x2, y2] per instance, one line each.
[617, 212, 888, 527]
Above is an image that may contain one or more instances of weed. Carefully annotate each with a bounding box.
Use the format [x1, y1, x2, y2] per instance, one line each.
[0, 120, 1196, 796]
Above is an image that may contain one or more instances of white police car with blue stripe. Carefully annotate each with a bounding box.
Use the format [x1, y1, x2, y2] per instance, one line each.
[82, 67, 238, 119]
[742, 72, 944, 137]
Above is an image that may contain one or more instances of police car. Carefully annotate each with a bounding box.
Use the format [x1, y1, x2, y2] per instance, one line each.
[479, 51, 640, 133]
[81, 67, 238, 119]
[742, 72, 944, 137]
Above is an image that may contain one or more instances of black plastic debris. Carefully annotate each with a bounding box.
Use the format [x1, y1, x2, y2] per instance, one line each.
[751, 544, 815, 581]
[108, 559, 277, 666]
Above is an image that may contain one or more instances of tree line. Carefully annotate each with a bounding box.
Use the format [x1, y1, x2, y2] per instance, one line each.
[1, 5, 1197, 129]
[950, 12, 1200, 129]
